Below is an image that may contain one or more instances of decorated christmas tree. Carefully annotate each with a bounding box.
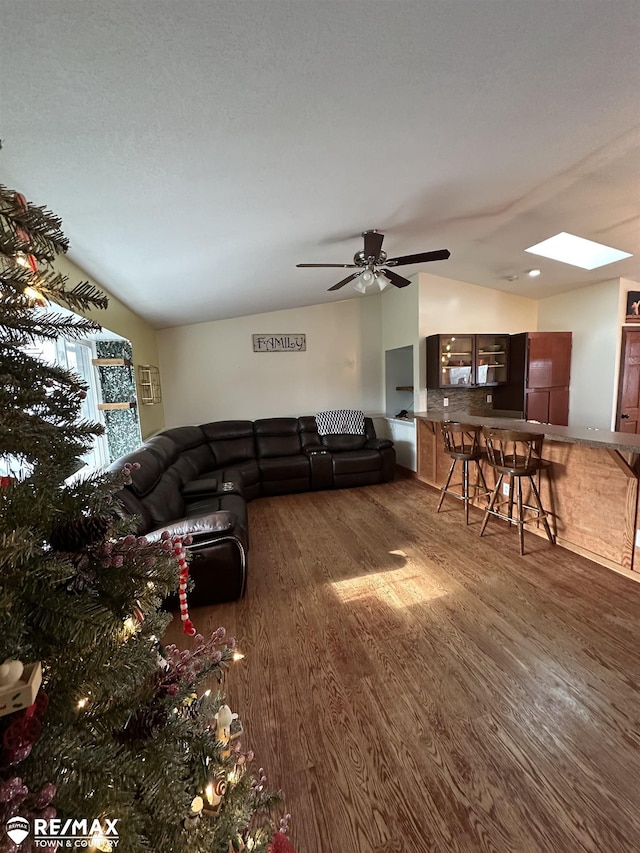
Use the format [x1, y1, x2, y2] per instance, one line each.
[0, 184, 292, 852]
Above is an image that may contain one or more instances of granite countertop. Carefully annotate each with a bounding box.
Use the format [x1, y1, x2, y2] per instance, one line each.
[367, 413, 417, 424]
[414, 410, 640, 454]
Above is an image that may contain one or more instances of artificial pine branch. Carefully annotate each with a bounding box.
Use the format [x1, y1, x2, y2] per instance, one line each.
[0, 267, 108, 313]
[0, 306, 103, 342]
[0, 184, 291, 853]
[63, 281, 109, 312]
[0, 183, 69, 257]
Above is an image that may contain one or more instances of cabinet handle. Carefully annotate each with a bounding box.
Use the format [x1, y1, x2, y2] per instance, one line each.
[621, 413, 630, 419]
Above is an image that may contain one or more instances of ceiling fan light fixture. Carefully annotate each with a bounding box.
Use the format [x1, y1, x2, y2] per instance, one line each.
[297, 231, 451, 292]
[374, 272, 390, 291]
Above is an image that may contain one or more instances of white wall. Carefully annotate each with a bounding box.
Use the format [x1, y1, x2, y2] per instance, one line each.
[418, 273, 538, 405]
[381, 278, 419, 351]
[418, 273, 539, 336]
[157, 298, 383, 426]
[537, 279, 620, 429]
[385, 346, 414, 416]
[381, 276, 422, 410]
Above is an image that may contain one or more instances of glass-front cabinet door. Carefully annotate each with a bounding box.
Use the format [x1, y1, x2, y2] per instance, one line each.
[438, 335, 474, 387]
[476, 334, 509, 386]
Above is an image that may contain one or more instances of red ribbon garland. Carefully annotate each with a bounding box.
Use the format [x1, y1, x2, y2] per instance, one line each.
[173, 536, 196, 636]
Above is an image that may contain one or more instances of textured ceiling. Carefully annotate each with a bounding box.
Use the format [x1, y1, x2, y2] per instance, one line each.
[1, 0, 639, 329]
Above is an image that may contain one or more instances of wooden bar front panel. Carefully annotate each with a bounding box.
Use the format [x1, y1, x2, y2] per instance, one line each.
[539, 441, 635, 570]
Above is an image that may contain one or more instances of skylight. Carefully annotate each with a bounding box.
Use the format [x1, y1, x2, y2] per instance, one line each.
[525, 232, 632, 270]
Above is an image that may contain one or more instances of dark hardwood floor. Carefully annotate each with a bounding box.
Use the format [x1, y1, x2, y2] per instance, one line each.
[164, 476, 640, 853]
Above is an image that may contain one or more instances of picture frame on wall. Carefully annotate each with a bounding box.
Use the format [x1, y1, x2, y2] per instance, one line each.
[625, 292, 640, 323]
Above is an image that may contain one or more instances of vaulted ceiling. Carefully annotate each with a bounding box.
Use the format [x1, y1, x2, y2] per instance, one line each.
[2, 1, 639, 328]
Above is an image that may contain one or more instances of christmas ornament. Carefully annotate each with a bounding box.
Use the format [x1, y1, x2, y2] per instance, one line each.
[2, 691, 48, 763]
[177, 692, 200, 720]
[0, 661, 42, 719]
[228, 834, 246, 852]
[183, 795, 203, 830]
[215, 704, 235, 759]
[203, 775, 227, 816]
[0, 660, 23, 687]
[268, 830, 296, 853]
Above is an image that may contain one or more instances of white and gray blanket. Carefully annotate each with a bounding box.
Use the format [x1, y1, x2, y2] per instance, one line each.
[315, 409, 365, 436]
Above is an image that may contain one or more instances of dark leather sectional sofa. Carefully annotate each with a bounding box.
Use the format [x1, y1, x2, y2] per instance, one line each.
[108, 416, 395, 606]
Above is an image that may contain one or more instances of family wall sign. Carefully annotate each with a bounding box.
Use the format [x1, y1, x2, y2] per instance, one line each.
[252, 334, 306, 352]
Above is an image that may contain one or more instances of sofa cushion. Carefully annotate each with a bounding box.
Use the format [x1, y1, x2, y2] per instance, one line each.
[331, 449, 383, 475]
[182, 477, 219, 498]
[254, 418, 302, 458]
[298, 415, 323, 450]
[143, 435, 179, 466]
[201, 420, 256, 466]
[195, 467, 244, 495]
[365, 438, 393, 451]
[160, 425, 207, 451]
[258, 454, 310, 482]
[140, 473, 185, 528]
[178, 445, 217, 479]
[321, 434, 367, 452]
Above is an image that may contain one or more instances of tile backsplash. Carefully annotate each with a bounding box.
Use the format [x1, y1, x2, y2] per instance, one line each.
[427, 387, 496, 415]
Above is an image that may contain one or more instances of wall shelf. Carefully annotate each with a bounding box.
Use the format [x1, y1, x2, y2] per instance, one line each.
[138, 365, 162, 405]
[98, 401, 135, 411]
[92, 358, 133, 367]
[396, 385, 414, 392]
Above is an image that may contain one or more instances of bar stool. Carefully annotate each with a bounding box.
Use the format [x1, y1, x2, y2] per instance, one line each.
[437, 422, 490, 524]
[480, 428, 555, 555]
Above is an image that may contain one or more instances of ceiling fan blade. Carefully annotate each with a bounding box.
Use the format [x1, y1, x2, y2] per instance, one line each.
[386, 249, 451, 267]
[363, 230, 384, 261]
[381, 268, 412, 288]
[327, 272, 361, 291]
[297, 263, 359, 268]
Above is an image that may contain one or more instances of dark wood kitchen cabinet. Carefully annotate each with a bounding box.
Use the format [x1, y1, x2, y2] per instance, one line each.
[493, 332, 572, 425]
[426, 334, 509, 389]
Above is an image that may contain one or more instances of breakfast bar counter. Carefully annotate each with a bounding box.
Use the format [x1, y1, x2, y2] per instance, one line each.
[414, 411, 640, 580]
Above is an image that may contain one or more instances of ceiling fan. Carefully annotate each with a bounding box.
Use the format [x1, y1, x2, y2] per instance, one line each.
[296, 229, 450, 292]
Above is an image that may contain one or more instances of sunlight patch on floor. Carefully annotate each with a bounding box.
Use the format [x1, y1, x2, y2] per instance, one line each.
[330, 558, 448, 607]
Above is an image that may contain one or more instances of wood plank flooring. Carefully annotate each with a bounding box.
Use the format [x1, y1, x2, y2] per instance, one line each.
[164, 476, 640, 853]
